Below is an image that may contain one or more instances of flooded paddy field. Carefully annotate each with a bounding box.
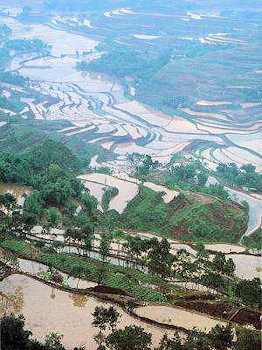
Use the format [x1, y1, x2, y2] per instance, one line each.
[79, 172, 179, 213]
[0, 274, 174, 349]
[0, 3, 261, 349]
[2, 8, 261, 168]
[134, 305, 226, 332]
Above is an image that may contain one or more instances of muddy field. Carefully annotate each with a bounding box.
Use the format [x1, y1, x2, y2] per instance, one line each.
[176, 300, 261, 330]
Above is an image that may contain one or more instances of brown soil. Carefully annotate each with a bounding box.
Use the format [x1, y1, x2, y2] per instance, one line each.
[90, 284, 130, 296]
[233, 308, 261, 329]
[175, 300, 261, 330]
[190, 192, 215, 205]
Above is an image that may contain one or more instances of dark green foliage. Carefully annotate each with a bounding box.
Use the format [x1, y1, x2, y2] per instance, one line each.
[216, 163, 262, 192]
[234, 278, 261, 308]
[157, 324, 234, 350]
[157, 333, 184, 350]
[212, 252, 236, 276]
[0, 72, 28, 86]
[5, 39, 51, 54]
[206, 184, 229, 201]
[25, 140, 81, 174]
[0, 192, 16, 210]
[200, 272, 229, 294]
[23, 192, 43, 219]
[0, 94, 24, 113]
[1, 314, 47, 350]
[148, 238, 174, 278]
[101, 209, 121, 229]
[121, 187, 168, 232]
[209, 323, 234, 350]
[105, 325, 152, 350]
[78, 43, 171, 82]
[92, 306, 120, 332]
[127, 153, 159, 176]
[234, 327, 261, 350]
[44, 332, 65, 350]
[165, 164, 229, 200]
[242, 229, 262, 251]
[0, 140, 83, 207]
[102, 187, 119, 212]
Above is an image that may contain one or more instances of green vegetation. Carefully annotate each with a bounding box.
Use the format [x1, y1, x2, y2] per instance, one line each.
[165, 163, 208, 189]
[0, 24, 11, 69]
[120, 187, 247, 242]
[170, 193, 247, 242]
[102, 187, 119, 212]
[2, 235, 261, 309]
[1, 314, 68, 350]
[2, 312, 261, 350]
[0, 135, 101, 237]
[242, 229, 262, 251]
[216, 163, 262, 192]
[77, 42, 171, 82]
[92, 307, 261, 350]
[235, 277, 261, 308]
[5, 39, 51, 55]
[0, 119, 113, 167]
[0, 140, 82, 206]
[0, 71, 28, 87]
[1, 3, 261, 348]
[121, 187, 168, 233]
[127, 153, 160, 177]
[1, 239, 167, 303]
[164, 163, 229, 201]
[105, 325, 152, 350]
[0, 23, 50, 71]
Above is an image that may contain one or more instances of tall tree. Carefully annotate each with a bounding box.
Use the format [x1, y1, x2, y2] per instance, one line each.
[105, 325, 152, 350]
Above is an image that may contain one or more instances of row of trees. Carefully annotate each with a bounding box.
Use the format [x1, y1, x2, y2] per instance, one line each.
[55, 222, 261, 309]
[4, 39, 51, 55]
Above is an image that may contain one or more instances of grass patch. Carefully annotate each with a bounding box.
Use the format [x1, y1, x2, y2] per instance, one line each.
[119, 187, 248, 243]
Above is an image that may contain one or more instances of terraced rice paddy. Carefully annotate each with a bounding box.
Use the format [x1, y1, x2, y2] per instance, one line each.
[79, 173, 139, 213]
[1, 5, 261, 240]
[135, 305, 226, 332]
[3, 11, 261, 169]
[0, 4, 261, 349]
[78, 173, 179, 212]
[0, 274, 174, 349]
